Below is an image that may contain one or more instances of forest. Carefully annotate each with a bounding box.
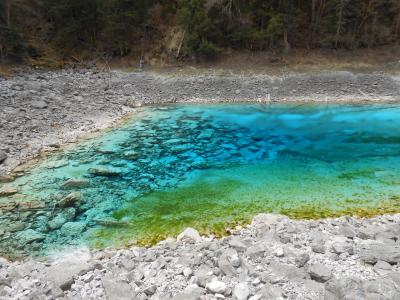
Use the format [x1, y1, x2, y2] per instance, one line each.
[1, 0, 399, 64]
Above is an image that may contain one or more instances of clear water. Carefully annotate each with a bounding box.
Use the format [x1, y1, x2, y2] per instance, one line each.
[1, 103, 400, 257]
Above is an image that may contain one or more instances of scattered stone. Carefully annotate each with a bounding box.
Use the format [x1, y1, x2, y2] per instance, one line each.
[102, 276, 135, 300]
[31, 100, 48, 109]
[359, 241, 400, 265]
[143, 285, 157, 295]
[311, 243, 326, 254]
[228, 237, 248, 251]
[338, 225, 356, 238]
[45, 248, 93, 290]
[330, 237, 353, 255]
[374, 260, 392, 270]
[206, 280, 227, 294]
[233, 282, 250, 300]
[308, 263, 332, 283]
[177, 228, 202, 243]
[294, 252, 310, 267]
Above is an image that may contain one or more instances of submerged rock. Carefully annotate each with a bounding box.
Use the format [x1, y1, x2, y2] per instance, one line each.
[47, 216, 66, 230]
[62, 178, 89, 188]
[58, 192, 82, 208]
[60, 222, 86, 236]
[0, 187, 19, 197]
[88, 167, 120, 177]
[16, 229, 45, 244]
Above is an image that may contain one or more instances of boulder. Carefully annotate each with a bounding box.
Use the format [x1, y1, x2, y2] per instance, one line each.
[218, 248, 240, 276]
[294, 252, 310, 267]
[171, 284, 203, 300]
[325, 277, 400, 300]
[251, 214, 284, 228]
[330, 237, 353, 255]
[44, 248, 93, 290]
[363, 278, 400, 299]
[338, 225, 356, 238]
[256, 283, 283, 300]
[228, 236, 248, 252]
[143, 285, 157, 296]
[206, 280, 227, 294]
[195, 265, 214, 287]
[358, 241, 400, 265]
[48, 213, 67, 230]
[0, 151, 7, 164]
[374, 260, 392, 270]
[311, 243, 326, 254]
[267, 262, 309, 283]
[233, 282, 250, 300]
[308, 263, 332, 283]
[102, 276, 136, 300]
[16, 229, 45, 244]
[245, 241, 269, 259]
[60, 222, 86, 236]
[177, 228, 202, 243]
[324, 277, 365, 300]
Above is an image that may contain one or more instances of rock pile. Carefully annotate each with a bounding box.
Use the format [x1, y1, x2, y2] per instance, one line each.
[1, 213, 399, 299]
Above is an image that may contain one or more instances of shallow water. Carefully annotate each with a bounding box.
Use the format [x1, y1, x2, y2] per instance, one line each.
[1, 103, 400, 257]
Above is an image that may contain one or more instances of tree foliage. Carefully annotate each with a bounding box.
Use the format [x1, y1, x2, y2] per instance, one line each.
[0, 0, 399, 62]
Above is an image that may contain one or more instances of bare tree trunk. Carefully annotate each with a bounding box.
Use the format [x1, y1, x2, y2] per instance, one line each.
[335, 0, 345, 48]
[0, 44, 4, 63]
[176, 30, 186, 59]
[283, 30, 290, 54]
[6, 0, 11, 26]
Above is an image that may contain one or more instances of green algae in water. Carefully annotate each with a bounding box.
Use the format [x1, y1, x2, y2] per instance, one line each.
[2, 103, 400, 256]
[91, 158, 400, 247]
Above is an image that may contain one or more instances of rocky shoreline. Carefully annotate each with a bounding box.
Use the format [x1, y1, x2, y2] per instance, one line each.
[1, 213, 400, 299]
[1, 69, 400, 299]
[1, 68, 400, 176]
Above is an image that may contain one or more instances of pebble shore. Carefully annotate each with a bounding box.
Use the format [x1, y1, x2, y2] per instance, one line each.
[1, 213, 400, 299]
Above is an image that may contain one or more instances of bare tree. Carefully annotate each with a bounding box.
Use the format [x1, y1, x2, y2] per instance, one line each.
[335, 0, 346, 48]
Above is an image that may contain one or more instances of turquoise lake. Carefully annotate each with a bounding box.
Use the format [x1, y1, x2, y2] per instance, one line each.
[1, 103, 400, 257]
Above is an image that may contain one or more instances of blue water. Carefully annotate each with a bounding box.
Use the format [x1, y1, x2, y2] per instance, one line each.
[1, 103, 400, 257]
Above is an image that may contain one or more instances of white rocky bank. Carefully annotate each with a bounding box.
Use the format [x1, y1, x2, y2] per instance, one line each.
[1, 213, 400, 300]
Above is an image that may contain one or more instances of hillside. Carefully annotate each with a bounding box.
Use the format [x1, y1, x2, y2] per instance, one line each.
[1, 0, 399, 67]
